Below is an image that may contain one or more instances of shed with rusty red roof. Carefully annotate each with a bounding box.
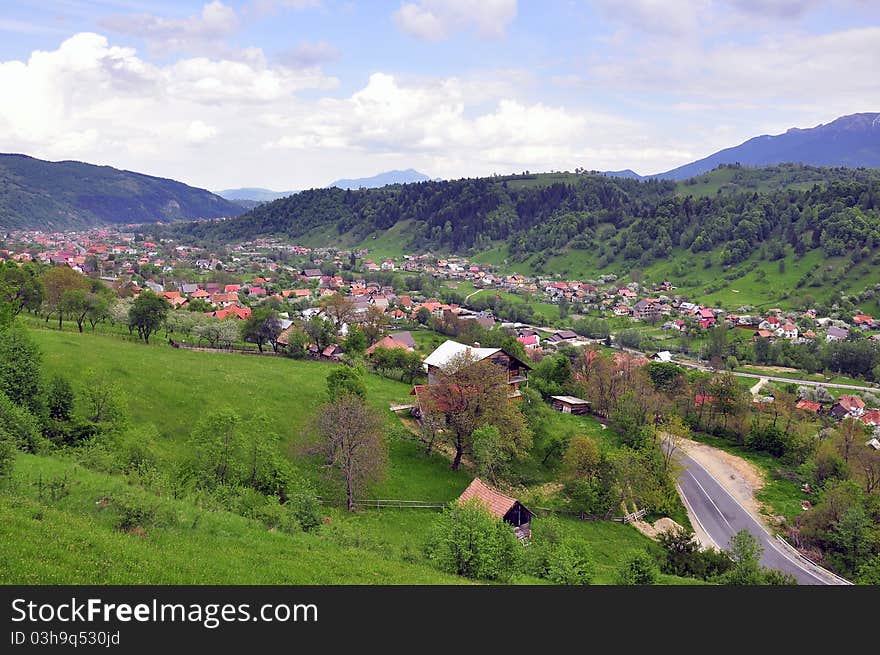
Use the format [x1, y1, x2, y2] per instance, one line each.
[457, 478, 534, 536]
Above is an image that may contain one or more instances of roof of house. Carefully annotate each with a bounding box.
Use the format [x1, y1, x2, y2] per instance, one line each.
[555, 329, 578, 340]
[550, 395, 590, 405]
[796, 399, 822, 413]
[517, 335, 539, 346]
[365, 334, 413, 355]
[861, 409, 880, 425]
[458, 478, 531, 519]
[423, 339, 502, 369]
[390, 331, 416, 349]
[839, 394, 866, 411]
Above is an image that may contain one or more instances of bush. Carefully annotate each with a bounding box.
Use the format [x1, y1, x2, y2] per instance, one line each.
[0, 429, 14, 481]
[112, 492, 175, 532]
[287, 490, 323, 533]
[614, 550, 659, 585]
[547, 541, 594, 585]
[425, 499, 521, 582]
[658, 527, 732, 580]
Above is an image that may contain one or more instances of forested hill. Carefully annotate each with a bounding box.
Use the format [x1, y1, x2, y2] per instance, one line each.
[176, 164, 880, 271]
[0, 154, 243, 230]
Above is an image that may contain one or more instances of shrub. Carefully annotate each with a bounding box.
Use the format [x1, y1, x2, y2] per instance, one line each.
[547, 541, 594, 585]
[111, 492, 175, 532]
[614, 550, 659, 585]
[425, 499, 521, 582]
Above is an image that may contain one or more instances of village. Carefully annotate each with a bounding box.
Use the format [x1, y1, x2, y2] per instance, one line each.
[3, 224, 880, 444]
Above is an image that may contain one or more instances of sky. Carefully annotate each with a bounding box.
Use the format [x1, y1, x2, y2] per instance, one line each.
[0, 0, 878, 191]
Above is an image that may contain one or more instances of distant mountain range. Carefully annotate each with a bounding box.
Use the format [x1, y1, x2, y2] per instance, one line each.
[602, 112, 880, 180]
[216, 187, 298, 203]
[327, 169, 432, 189]
[0, 154, 242, 230]
[216, 169, 433, 203]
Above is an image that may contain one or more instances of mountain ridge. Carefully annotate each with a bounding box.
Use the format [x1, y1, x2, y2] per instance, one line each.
[0, 153, 242, 230]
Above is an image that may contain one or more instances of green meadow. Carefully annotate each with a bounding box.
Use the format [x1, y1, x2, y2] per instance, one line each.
[1, 326, 696, 585]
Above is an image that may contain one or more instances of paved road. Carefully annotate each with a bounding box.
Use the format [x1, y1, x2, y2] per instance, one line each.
[675, 450, 846, 585]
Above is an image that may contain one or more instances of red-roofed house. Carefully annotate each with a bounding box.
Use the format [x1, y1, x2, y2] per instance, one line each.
[835, 394, 866, 418]
[517, 334, 540, 350]
[861, 409, 880, 426]
[796, 399, 822, 413]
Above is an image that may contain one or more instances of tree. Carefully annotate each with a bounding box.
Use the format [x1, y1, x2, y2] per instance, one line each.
[81, 370, 127, 430]
[614, 550, 659, 585]
[658, 414, 689, 473]
[0, 426, 14, 481]
[47, 375, 74, 422]
[326, 366, 367, 399]
[311, 394, 387, 511]
[41, 266, 89, 328]
[0, 262, 43, 316]
[342, 325, 367, 356]
[420, 351, 531, 471]
[722, 530, 764, 585]
[129, 291, 169, 344]
[416, 306, 431, 325]
[305, 315, 336, 351]
[241, 308, 282, 352]
[0, 323, 43, 416]
[425, 498, 520, 581]
[187, 409, 243, 487]
[362, 305, 390, 344]
[472, 424, 508, 484]
[547, 540, 594, 585]
[320, 294, 356, 330]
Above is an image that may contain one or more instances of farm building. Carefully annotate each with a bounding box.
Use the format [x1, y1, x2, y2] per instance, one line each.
[458, 478, 535, 540]
[550, 395, 591, 415]
[422, 339, 531, 397]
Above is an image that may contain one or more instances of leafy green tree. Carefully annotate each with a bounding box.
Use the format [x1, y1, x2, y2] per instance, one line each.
[326, 366, 367, 399]
[187, 408, 244, 487]
[0, 323, 43, 416]
[416, 306, 431, 325]
[722, 530, 765, 585]
[47, 375, 75, 422]
[425, 498, 521, 582]
[472, 424, 509, 484]
[129, 291, 169, 344]
[305, 314, 336, 350]
[420, 352, 531, 471]
[0, 262, 43, 316]
[856, 554, 880, 585]
[41, 266, 88, 329]
[0, 390, 44, 453]
[0, 426, 14, 480]
[614, 550, 659, 585]
[548, 540, 595, 585]
[241, 308, 282, 352]
[342, 325, 368, 355]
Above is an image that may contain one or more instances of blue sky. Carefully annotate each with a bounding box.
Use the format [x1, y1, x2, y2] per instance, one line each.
[1, 1, 878, 190]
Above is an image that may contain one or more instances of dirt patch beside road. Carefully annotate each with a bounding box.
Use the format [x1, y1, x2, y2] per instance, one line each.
[678, 437, 766, 518]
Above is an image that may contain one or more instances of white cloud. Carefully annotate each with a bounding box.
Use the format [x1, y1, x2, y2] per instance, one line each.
[594, 0, 711, 37]
[186, 120, 218, 143]
[278, 40, 341, 68]
[101, 1, 240, 54]
[393, 0, 518, 41]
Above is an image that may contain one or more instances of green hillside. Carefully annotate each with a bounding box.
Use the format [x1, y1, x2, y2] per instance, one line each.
[2, 327, 689, 585]
[0, 153, 242, 230]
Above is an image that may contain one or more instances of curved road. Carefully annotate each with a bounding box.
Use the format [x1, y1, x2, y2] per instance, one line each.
[675, 450, 848, 585]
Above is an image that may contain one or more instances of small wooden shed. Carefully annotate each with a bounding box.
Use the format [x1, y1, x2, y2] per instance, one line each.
[550, 395, 591, 415]
[458, 478, 534, 539]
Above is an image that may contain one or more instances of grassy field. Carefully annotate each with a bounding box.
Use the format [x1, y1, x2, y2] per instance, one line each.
[4, 326, 700, 584]
[0, 454, 462, 584]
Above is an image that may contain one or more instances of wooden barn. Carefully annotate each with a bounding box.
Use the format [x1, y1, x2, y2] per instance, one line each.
[550, 395, 591, 415]
[458, 478, 535, 540]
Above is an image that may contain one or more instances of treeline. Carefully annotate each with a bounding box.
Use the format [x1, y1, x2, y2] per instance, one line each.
[173, 166, 880, 271]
